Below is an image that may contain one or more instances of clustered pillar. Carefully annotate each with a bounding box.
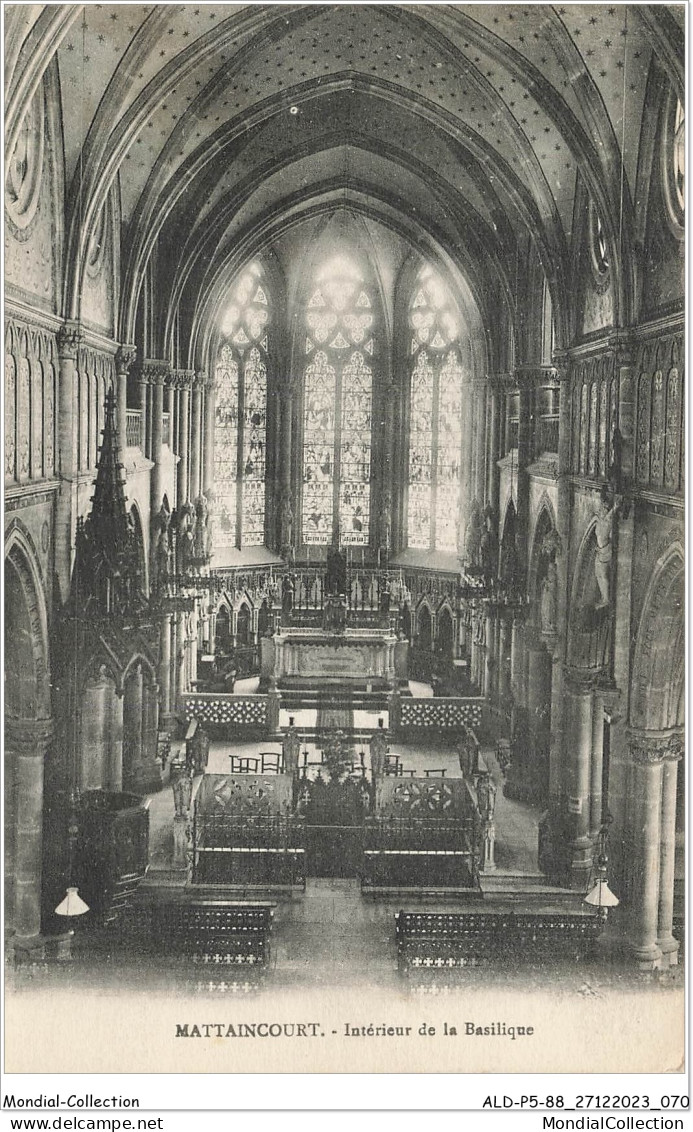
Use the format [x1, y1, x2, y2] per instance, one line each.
[626, 730, 683, 969]
[5, 718, 53, 947]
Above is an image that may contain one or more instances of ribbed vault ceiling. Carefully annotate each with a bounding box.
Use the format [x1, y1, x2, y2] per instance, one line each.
[6, 3, 684, 346]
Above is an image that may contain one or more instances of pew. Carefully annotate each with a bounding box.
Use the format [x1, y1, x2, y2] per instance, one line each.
[151, 901, 273, 969]
[395, 910, 603, 976]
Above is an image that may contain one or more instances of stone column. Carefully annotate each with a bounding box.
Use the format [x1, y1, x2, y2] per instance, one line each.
[170, 614, 179, 712]
[627, 733, 666, 968]
[107, 689, 124, 793]
[80, 670, 111, 790]
[543, 358, 571, 865]
[510, 616, 526, 721]
[526, 628, 551, 799]
[177, 373, 192, 507]
[139, 369, 149, 458]
[657, 748, 682, 965]
[486, 378, 502, 511]
[122, 663, 144, 793]
[137, 679, 161, 795]
[607, 337, 636, 908]
[515, 371, 532, 576]
[190, 372, 205, 503]
[176, 612, 187, 700]
[115, 345, 137, 461]
[158, 614, 172, 725]
[203, 374, 215, 494]
[55, 323, 82, 602]
[278, 377, 296, 554]
[380, 376, 396, 552]
[563, 668, 596, 887]
[589, 689, 605, 837]
[145, 361, 169, 518]
[483, 610, 495, 697]
[5, 718, 52, 943]
[652, 738, 683, 968]
[497, 613, 512, 717]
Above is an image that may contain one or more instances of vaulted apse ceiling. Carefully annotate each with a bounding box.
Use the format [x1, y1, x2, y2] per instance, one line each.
[6, 4, 683, 346]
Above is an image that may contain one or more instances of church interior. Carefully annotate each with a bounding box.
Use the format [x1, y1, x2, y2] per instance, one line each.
[4, 3, 685, 1002]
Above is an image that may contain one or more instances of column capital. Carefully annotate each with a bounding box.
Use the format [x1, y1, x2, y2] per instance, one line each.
[514, 365, 557, 391]
[628, 727, 684, 764]
[551, 352, 570, 382]
[562, 665, 607, 694]
[115, 344, 137, 376]
[171, 368, 195, 390]
[136, 358, 170, 386]
[5, 716, 54, 756]
[193, 370, 207, 391]
[57, 321, 83, 360]
[608, 332, 636, 370]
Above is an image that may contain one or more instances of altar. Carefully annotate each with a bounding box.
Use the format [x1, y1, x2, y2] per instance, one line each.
[271, 625, 398, 689]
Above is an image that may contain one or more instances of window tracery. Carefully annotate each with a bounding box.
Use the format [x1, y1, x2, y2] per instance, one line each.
[214, 263, 268, 548]
[302, 257, 375, 545]
[407, 267, 465, 552]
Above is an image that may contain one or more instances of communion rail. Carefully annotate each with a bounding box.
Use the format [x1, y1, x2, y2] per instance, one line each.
[192, 812, 306, 889]
[395, 910, 603, 976]
[362, 817, 480, 893]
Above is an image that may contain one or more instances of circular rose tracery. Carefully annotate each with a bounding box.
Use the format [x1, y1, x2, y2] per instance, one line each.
[5, 88, 44, 232]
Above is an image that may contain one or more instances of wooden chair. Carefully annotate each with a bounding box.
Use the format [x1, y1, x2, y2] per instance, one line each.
[384, 754, 401, 776]
[230, 756, 260, 774]
[260, 752, 281, 774]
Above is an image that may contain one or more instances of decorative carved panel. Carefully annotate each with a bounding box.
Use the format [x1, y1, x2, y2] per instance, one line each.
[398, 696, 482, 731]
[665, 369, 681, 492]
[634, 332, 684, 495]
[184, 694, 268, 728]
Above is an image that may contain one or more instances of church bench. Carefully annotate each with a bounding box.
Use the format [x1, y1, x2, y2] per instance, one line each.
[151, 902, 273, 969]
[395, 910, 603, 975]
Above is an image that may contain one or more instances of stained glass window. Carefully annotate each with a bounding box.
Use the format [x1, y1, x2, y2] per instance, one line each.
[407, 267, 465, 552]
[302, 258, 375, 545]
[214, 263, 269, 548]
[214, 345, 239, 547]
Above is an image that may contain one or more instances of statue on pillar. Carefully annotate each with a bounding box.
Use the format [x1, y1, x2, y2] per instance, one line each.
[476, 771, 497, 823]
[457, 726, 479, 778]
[281, 573, 295, 615]
[480, 506, 499, 580]
[282, 725, 301, 777]
[280, 496, 294, 555]
[177, 503, 195, 572]
[326, 545, 347, 595]
[539, 529, 562, 634]
[594, 487, 622, 609]
[464, 501, 483, 568]
[171, 762, 193, 817]
[193, 494, 210, 559]
[151, 502, 172, 596]
[379, 492, 392, 554]
[370, 726, 388, 778]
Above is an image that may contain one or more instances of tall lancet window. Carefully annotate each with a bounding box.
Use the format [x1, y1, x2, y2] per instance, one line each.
[407, 267, 464, 553]
[214, 263, 269, 547]
[302, 256, 375, 545]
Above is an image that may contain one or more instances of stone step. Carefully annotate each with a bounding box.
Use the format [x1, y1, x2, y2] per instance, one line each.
[482, 870, 559, 888]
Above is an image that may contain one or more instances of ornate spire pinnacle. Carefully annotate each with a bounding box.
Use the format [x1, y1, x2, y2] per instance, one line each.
[70, 389, 145, 617]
